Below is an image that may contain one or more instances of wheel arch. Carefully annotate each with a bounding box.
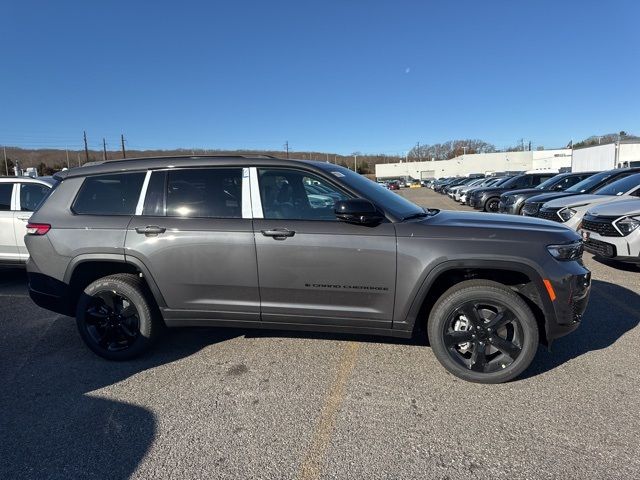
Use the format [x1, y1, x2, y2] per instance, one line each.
[64, 254, 168, 312]
[403, 259, 557, 344]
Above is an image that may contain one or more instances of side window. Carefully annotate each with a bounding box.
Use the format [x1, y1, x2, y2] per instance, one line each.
[513, 176, 531, 189]
[143, 171, 167, 216]
[0, 183, 13, 211]
[72, 172, 146, 215]
[166, 168, 242, 218]
[20, 183, 50, 212]
[562, 176, 583, 189]
[258, 168, 350, 220]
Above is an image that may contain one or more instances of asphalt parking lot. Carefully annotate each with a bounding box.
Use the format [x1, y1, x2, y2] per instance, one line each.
[1, 188, 640, 480]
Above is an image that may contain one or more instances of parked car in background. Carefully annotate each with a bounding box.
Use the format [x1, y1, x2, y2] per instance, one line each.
[537, 172, 640, 230]
[580, 198, 640, 264]
[433, 177, 457, 192]
[25, 155, 591, 384]
[522, 168, 640, 217]
[446, 177, 484, 198]
[459, 177, 511, 205]
[387, 180, 400, 190]
[410, 180, 422, 188]
[441, 177, 470, 195]
[469, 172, 556, 212]
[498, 171, 596, 215]
[0, 176, 56, 265]
[452, 177, 487, 201]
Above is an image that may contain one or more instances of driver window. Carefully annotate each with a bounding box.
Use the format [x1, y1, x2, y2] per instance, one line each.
[258, 169, 349, 220]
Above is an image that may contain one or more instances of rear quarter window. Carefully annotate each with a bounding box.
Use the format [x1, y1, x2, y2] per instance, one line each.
[72, 172, 146, 215]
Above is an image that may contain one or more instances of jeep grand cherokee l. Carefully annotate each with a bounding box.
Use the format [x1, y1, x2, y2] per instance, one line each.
[25, 156, 591, 384]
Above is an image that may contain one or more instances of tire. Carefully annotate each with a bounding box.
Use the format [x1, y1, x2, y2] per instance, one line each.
[427, 280, 538, 384]
[484, 197, 500, 212]
[76, 273, 161, 360]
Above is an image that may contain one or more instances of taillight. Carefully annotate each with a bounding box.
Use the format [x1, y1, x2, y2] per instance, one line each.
[26, 223, 51, 235]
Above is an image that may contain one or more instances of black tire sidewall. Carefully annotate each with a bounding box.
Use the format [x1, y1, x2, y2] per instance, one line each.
[485, 198, 499, 212]
[76, 275, 156, 360]
[428, 281, 538, 384]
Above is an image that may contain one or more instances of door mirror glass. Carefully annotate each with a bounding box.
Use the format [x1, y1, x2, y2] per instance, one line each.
[334, 199, 384, 225]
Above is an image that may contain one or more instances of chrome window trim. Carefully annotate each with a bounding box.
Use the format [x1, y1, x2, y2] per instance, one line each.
[135, 170, 153, 216]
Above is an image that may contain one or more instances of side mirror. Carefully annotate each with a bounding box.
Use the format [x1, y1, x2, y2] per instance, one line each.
[334, 199, 384, 225]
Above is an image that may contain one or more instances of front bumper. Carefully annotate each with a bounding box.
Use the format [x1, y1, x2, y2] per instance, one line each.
[498, 200, 521, 215]
[580, 229, 640, 263]
[545, 267, 591, 342]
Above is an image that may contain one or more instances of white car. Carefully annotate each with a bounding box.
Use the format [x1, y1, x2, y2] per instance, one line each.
[0, 176, 55, 265]
[579, 198, 640, 264]
[538, 172, 640, 230]
[453, 178, 486, 201]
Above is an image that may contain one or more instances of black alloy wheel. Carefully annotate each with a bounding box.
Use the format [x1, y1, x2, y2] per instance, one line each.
[442, 301, 523, 373]
[485, 198, 500, 212]
[85, 290, 141, 352]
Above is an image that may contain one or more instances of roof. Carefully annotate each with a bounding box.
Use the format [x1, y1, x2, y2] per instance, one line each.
[0, 176, 56, 185]
[54, 155, 333, 180]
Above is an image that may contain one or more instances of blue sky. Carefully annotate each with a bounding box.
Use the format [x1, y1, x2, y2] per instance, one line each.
[2, 0, 639, 154]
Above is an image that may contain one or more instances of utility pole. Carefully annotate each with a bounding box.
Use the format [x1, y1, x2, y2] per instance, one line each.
[65, 149, 70, 169]
[354, 154, 358, 172]
[416, 142, 421, 162]
[521, 138, 525, 152]
[462, 146, 467, 156]
[284, 141, 289, 159]
[3, 146, 8, 175]
[102, 138, 107, 161]
[83, 131, 89, 164]
[121, 134, 126, 158]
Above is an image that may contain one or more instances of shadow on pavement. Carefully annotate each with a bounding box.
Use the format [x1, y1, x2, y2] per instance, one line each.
[590, 255, 640, 272]
[0, 296, 240, 479]
[522, 279, 639, 379]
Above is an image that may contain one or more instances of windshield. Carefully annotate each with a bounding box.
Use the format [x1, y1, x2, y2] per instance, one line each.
[565, 171, 614, 193]
[327, 165, 424, 218]
[594, 173, 640, 196]
[536, 174, 563, 190]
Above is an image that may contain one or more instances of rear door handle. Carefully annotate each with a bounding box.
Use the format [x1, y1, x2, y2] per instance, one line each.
[261, 228, 295, 240]
[135, 225, 166, 236]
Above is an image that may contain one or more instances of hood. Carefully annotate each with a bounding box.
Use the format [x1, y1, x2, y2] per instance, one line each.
[413, 210, 576, 237]
[545, 193, 611, 209]
[526, 191, 579, 204]
[502, 188, 546, 198]
[588, 198, 640, 217]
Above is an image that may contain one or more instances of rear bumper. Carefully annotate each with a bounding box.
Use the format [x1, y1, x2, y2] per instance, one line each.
[27, 270, 73, 316]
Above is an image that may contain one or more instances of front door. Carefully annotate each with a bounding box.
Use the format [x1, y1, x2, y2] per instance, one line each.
[125, 167, 260, 322]
[251, 167, 396, 328]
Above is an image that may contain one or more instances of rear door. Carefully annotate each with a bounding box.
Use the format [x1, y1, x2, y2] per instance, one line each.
[125, 167, 260, 322]
[15, 182, 52, 258]
[251, 167, 396, 328]
[0, 182, 19, 262]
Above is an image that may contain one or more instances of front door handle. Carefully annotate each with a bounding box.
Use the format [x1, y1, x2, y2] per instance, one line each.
[135, 225, 166, 236]
[17, 216, 31, 222]
[261, 228, 295, 240]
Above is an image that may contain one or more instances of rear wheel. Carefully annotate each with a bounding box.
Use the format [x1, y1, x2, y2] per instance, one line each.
[76, 273, 161, 360]
[428, 280, 538, 383]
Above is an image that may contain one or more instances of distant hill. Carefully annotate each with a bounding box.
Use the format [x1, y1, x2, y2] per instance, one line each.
[1, 147, 404, 176]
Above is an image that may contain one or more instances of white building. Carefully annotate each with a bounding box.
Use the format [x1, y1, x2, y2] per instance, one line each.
[571, 140, 640, 172]
[375, 149, 572, 180]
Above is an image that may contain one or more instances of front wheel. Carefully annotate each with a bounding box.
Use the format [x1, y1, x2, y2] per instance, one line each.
[484, 197, 500, 212]
[76, 273, 161, 360]
[428, 280, 538, 383]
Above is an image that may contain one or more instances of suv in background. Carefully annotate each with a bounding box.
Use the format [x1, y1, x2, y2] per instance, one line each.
[580, 198, 640, 264]
[522, 168, 640, 217]
[498, 171, 596, 215]
[0, 176, 55, 265]
[25, 156, 590, 384]
[469, 172, 557, 212]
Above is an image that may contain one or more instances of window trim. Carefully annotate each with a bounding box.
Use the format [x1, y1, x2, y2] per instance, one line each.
[250, 166, 353, 221]
[134, 171, 152, 216]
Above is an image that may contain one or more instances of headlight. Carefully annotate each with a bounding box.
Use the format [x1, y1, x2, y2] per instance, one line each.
[547, 241, 584, 261]
[557, 207, 577, 222]
[613, 216, 640, 236]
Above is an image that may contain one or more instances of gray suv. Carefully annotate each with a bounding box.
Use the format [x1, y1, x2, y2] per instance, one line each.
[25, 156, 591, 383]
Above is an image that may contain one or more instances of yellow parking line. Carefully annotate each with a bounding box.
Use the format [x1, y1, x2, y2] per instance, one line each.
[298, 341, 360, 480]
